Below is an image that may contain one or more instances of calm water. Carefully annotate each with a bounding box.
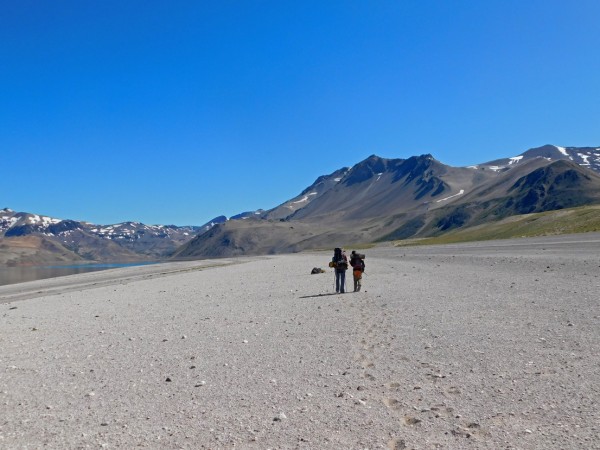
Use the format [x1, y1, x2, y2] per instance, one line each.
[0, 262, 160, 287]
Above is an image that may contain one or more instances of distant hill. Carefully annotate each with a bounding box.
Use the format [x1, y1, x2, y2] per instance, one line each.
[0, 209, 201, 265]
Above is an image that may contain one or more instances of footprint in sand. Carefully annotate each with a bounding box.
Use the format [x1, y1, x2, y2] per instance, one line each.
[403, 416, 422, 426]
[387, 438, 407, 450]
[354, 355, 374, 368]
[450, 422, 488, 439]
[382, 397, 401, 409]
[362, 372, 376, 381]
[425, 372, 446, 382]
[353, 353, 374, 367]
[429, 405, 454, 418]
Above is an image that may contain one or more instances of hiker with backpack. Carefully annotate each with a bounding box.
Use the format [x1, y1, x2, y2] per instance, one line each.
[331, 247, 349, 293]
[350, 250, 366, 292]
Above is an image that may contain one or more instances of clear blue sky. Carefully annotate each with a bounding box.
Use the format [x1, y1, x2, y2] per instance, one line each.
[2, 1, 599, 226]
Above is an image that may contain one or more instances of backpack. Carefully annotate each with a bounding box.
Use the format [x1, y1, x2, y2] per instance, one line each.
[333, 247, 342, 261]
[332, 248, 348, 270]
[350, 252, 365, 271]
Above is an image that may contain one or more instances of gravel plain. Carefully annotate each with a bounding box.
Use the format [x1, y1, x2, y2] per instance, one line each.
[1, 233, 599, 449]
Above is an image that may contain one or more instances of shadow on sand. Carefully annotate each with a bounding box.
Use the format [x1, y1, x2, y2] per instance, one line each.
[298, 292, 346, 299]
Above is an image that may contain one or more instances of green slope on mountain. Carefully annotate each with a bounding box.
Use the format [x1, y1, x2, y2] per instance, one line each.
[393, 205, 600, 246]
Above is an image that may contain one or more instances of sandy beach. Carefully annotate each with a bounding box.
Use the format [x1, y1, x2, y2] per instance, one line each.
[1, 234, 599, 449]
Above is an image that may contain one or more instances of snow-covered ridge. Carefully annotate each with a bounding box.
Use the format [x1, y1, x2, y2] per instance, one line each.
[472, 145, 600, 174]
[550, 146, 599, 169]
[1, 210, 200, 243]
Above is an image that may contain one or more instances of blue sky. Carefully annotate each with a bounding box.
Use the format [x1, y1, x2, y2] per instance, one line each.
[2, 1, 599, 226]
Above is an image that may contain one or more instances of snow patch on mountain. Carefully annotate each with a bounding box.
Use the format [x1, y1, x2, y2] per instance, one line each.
[1, 215, 19, 229]
[293, 196, 310, 204]
[436, 189, 465, 203]
[509, 156, 523, 165]
[554, 145, 573, 161]
[288, 192, 317, 206]
[579, 153, 591, 165]
[475, 145, 600, 175]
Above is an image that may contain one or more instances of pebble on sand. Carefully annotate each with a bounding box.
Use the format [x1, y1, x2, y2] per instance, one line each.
[273, 412, 287, 421]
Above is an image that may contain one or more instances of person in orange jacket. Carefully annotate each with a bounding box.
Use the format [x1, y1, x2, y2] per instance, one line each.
[349, 250, 365, 292]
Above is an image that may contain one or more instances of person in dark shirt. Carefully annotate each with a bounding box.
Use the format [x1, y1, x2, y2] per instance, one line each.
[331, 247, 348, 293]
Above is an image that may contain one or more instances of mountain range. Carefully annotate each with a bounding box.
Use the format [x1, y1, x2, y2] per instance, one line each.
[174, 144, 600, 257]
[0, 211, 201, 266]
[3, 144, 600, 265]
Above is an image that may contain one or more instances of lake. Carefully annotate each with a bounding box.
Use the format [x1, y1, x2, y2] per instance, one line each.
[0, 262, 160, 287]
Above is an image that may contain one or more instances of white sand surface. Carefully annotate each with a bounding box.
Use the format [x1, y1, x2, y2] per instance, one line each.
[1, 234, 599, 449]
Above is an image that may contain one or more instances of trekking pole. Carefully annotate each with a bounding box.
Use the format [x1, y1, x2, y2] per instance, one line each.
[333, 270, 335, 292]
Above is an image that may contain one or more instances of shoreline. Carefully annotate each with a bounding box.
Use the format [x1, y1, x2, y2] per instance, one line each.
[0, 258, 250, 304]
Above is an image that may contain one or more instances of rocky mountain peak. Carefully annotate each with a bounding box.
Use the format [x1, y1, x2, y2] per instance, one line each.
[343, 155, 389, 186]
[338, 153, 441, 188]
[389, 154, 437, 183]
